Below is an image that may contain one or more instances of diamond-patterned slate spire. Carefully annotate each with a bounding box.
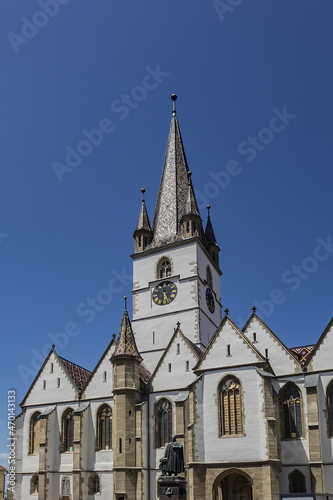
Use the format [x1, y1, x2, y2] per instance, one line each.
[135, 188, 152, 232]
[151, 95, 201, 246]
[113, 309, 142, 360]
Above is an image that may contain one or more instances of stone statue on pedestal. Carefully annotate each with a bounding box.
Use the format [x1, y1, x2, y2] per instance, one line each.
[159, 435, 184, 476]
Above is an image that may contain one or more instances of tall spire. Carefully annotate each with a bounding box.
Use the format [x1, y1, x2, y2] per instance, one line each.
[133, 188, 153, 252]
[113, 307, 142, 360]
[205, 205, 217, 245]
[151, 94, 201, 246]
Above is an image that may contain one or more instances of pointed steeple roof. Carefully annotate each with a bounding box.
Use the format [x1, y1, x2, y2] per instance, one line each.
[151, 95, 201, 246]
[135, 188, 152, 232]
[205, 205, 218, 245]
[113, 305, 142, 360]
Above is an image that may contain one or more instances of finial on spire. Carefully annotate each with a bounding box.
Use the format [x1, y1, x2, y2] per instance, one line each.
[187, 171, 192, 185]
[141, 188, 145, 201]
[224, 308, 229, 316]
[171, 94, 177, 115]
[176, 321, 181, 329]
[207, 205, 211, 218]
[252, 306, 256, 313]
[124, 296, 127, 310]
[52, 344, 55, 350]
[112, 333, 116, 341]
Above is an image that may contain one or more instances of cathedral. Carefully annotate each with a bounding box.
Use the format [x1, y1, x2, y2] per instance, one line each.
[15, 96, 333, 499]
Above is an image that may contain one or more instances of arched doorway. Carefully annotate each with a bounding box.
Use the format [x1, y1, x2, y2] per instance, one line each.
[214, 471, 253, 500]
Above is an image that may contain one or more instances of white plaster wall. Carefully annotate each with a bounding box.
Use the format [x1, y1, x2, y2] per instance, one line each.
[83, 344, 114, 400]
[24, 353, 77, 406]
[312, 323, 333, 371]
[133, 310, 200, 373]
[244, 317, 299, 376]
[279, 465, 311, 494]
[196, 245, 221, 305]
[132, 242, 197, 291]
[199, 311, 219, 347]
[152, 331, 198, 392]
[201, 367, 267, 462]
[46, 409, 57, 471]
[199, 320, 261, 372]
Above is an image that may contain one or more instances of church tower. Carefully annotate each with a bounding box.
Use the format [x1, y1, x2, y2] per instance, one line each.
[111, 303, 143, 499]
[131, 95, 222, 373]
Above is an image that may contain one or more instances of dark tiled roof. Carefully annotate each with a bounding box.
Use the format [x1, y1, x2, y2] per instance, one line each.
[0, 465, 6, 471]
[135, 199, 152, 232]
[289, 345, 315, 364]
[205, 215, 217, 246]
[113, 310, 141, 358]
[139, 362, 151, 383]
[58, 356, 91, 390]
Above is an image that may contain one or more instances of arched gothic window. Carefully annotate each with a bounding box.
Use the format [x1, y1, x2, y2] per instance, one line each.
[97, 404, 112, 450]
[219, 377, 243, 436]
[29, 412, 41, 455]
[88, 473, 101, 494]
[327, 380, 333, 437]
[282, 384, 303, 439]
[155, 399, 172, 448]
[62, 408, 74, 452]
[61, 476, 70, 495]
[30, 474, 39, 494]
[289, 469, 306, 493]
[158, 258, 171, 279]
[206, 266, 213, 288]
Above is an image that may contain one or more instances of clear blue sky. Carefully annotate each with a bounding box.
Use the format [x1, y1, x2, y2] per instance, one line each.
[1, 0, 333, 462]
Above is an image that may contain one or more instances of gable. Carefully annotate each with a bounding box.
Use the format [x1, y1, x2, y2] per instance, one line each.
[83, 341, 116, 399]
[309, 317, 333, 372]
[150, 330, 199, 392]
[197, 317, 264, 372]
[23, 352, 77, 406]
[243, 315, 301, 376]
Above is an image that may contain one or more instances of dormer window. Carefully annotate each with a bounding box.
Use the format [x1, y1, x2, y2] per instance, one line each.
[158, 259, 172, 279]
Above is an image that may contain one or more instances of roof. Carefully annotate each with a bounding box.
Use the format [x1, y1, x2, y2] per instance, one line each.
[58, 356, 91, 391]
[139, 362, 151, 383]
[134, 195, 152, 233]
[205, 213, 218, 246]
[184, 182, 200, 217]
[0, 465, 6, 471]
[151, 106, 201, 247]
[185, 336, 203, 358]
[113, 309, 142, 359]
[289, 345, 315, 364]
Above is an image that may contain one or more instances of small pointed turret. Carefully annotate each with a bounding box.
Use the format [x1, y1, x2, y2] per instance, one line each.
[151, 94, 202, 246]
[205, 205, 220, 266]
[133, 188, 152, 253]
[180, 171, 203, 239]
[113, 303, 142, 360]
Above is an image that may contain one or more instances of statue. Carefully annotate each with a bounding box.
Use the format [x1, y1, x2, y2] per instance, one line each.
[159, 435, 184, 476]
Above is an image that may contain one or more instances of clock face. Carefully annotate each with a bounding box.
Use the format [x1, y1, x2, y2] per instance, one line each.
[206, 288, 215, 313]
[152, 281, 178, 306]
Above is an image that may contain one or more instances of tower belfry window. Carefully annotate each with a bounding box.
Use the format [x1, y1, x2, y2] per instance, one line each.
[159, 259, 171, 278]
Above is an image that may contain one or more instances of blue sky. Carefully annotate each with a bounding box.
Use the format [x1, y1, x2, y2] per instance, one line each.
[1, 0, 333, 462]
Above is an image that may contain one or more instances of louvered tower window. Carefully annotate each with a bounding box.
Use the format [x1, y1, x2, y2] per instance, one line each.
[159, 259, 171, 278]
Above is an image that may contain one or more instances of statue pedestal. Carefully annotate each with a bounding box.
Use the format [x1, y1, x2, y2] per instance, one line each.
[158, 476, 187, 499]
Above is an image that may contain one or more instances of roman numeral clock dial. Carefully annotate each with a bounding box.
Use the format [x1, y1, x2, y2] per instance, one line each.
[152, 281, 177, 306]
